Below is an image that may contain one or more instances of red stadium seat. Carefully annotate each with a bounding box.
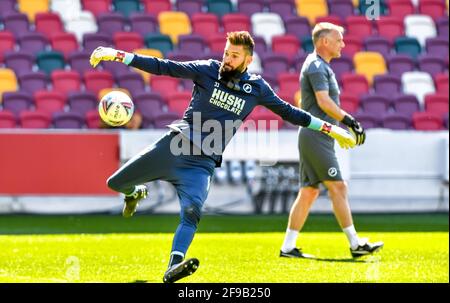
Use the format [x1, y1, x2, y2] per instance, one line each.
[143, 0, 172, 16]
[340, 92, 360, 114]
[271, 35, 301, 60]
[85, 109, 103, 129]
[35, 12, 64, 39]
[222, 13, 252, 33]
[387, 0, 415, 20]
[345, 16, 373, 41]
[34, 90, 67, 114]
[51, 70, 82, 95]
[191, 13, 220, 40]
[434, 73, 449, 95]
[424, 94, 449, 114]
[0, 110, 17, 128]
[277, 72, 300, 96]
[376, 16, 404, 43]
[150, 75, 181, 98]
[315, 15, 344, 27]
[50, 33, 79, 59]
[81, 0, 112, 17]
[341, 73, 369, 97]
[245, 107, 283, 130]
[0, 31, 15, 64]
[419, 0, 447, 20]
[167, 91, 192, 116]
[208, 33, 227, 53]
[412, 112, 444, 130]
[341, 35, 363, 58]
[113, 32, 144, 52]
[83, 70, 114, 95]
[19, 110, 52, 128]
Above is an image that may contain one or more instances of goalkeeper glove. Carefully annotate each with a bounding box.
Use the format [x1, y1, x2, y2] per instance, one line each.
[320, 122, 356, 150]
[89, 46, 130, 68]
[341, 114, 366, 145]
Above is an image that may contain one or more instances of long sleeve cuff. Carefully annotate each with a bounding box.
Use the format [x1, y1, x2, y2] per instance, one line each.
[307, 115, 325, 131]
[123, 52, 135, 65]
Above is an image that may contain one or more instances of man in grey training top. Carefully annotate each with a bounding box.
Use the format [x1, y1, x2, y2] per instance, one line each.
[280, 23, 384, 258]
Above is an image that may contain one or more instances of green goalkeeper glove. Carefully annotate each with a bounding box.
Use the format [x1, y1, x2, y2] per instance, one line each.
[89, 46, 130, 68]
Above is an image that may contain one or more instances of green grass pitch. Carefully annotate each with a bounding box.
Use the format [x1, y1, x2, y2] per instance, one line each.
[0, 214, 447, 283]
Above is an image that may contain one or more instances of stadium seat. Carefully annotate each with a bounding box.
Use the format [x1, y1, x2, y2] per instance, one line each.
[18, 0, 50, 22]
[145, 33, 174, 56]
[17, 71, 48, 94]
[261, 71, 278, 88]
[208, 33, 227, 53]
[0, 68, 18, 102]
[65, 11, 98, 42]
[36, 51, 65, 75]
[418, 55, 447, 76]
[150, 75, 181, 98]
[152, 111, 181, 128]
[271, 35, 301, 60]
[206, 0, 234, 18]
[373, 74, 402, 96]
[412, 112, 444, 130]
[97, 12, 127, 36]
[277, 90, 296, 106]
[68, 51, 95, 74]
[176, 0, 204, 16]
[68, 92, 98, 116]
[353, 52, 387, 85]
[246, 107, 283, 130]
[113, 32, 144, 52]
[0, 110, 17, 128]
[116, 71, 146, 95]
[18, 32, 49, 54]
[341, 73, 369, 97]
[252, 36, 268, 59]
[1, 92, 33, 116]
[419, 0, 447, 20]
[268, 0, 296, 18]
[376, 16, 404, 43]
[436, 17, 449, 37]
[315, 15, 345, 27]
[0, 0, 17, 18]
[35, 12, 64, 39]
[166, 50, 195, 62]
[222, 13, 252, 33]
[393, 94, 421, 116]
[129, 13, 159, 38]
[301, 36, 314, 53]
[295, 0, 328, 24]
[337, 35, 360, 58]
[364, 36, 392, 58]
[425, 37, 449, 57]
[167, 91, 192, 116]
[402, 71, 436, 106]
[293, 53, 308, 72]
[81, 0, 111, 17]
[34, 90, 67, 114]
[353, 112, 382, 129]
[330, 55, 353, 81]
[277, 72, 300, 97]
[404, 15, 437, 47]
[328, 0, 354, 21]
[2, 12, 30, 37]
[345, 16, 374, 41]
[51, 0, 82, 22]
[133, 91, 165, 120]
[387, 54, 416, 76]
[20, 110, 52, 128]
[434, 73, 449, 95]
[360, 94, 391, 115]
[83, 33, 113, 54]
[51, 70, 81, 95]
[53, 111, 85, 128]
[238, 0, 265, 16]
[394, 36, 422, 59]
[178, 34, 207, 55]
[340, 93, 360, 114]
[158, 11, 191, 45]
[0, 31, 15, 64]
[84, 70, 115, 95]
[191, 13, 220, 40]
[113, 0, 141, 17]
[261, 53, 290, 76]
[424, 94, 449, 114]
[251, 13, 285, 46]
[4, 51, 34, 77]
[50, 33, 79, 59]
[387, 0, 415, 20]
[85, 109, 103, 128]
[382, 113, 412, 130]
[284, 16, 311, 41]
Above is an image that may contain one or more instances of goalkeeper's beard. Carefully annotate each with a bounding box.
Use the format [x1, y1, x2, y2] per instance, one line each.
[219, 61, 246, 81]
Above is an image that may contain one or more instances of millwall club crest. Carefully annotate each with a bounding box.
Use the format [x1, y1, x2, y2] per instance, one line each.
[243, 83, 252, 93]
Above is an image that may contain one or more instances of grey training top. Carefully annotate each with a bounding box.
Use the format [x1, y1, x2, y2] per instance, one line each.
[300, 52, 340, 125]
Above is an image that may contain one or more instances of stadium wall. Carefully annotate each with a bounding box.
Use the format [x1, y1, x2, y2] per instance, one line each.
[0, 129, 448, 214]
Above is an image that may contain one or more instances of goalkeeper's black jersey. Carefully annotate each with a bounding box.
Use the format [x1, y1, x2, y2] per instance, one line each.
[129, 55, 314, 165]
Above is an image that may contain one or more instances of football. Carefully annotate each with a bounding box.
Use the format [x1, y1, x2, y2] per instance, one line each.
[98, 91, 134, 127]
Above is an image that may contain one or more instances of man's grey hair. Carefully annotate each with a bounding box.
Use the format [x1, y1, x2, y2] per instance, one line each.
[312, 22, 345, 45]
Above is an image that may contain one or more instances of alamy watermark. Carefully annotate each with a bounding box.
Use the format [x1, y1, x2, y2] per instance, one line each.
[364, 0, 381, 20]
